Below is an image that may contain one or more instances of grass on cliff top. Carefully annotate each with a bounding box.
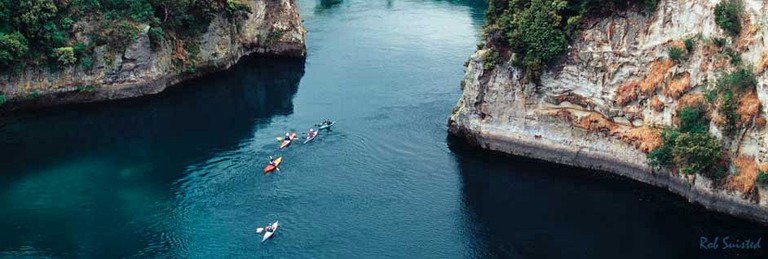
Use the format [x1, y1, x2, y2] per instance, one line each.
[483, 0, 657, 80]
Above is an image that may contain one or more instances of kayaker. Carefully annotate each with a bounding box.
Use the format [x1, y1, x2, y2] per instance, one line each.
[308, 128, 317, 138]
[323, 120, 331, 126]
[268, 156, 276, 166]
[265, 225, 274, 232]
[284, 133, 291, 141]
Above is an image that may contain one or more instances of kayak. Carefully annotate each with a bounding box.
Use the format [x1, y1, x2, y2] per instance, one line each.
[262, 221, 279, 242]
[279, 133, 297, 149]
[304, 133, 317, 144]
[263, 156, 283, 173]
[318, 121, 335, 130]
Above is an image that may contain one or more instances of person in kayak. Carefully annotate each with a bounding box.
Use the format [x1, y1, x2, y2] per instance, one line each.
[284, 133, 291, 141]
[265, 225, 274, 232]
[308, 128, 317, 138]
[268, 156, 276, 166]
[323, 120, 332, 126]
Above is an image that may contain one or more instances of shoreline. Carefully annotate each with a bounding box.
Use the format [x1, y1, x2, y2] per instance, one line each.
[448, 119, 768, 225]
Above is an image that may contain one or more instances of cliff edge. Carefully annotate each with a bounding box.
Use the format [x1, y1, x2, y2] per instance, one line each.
[449, 0, 768, 224]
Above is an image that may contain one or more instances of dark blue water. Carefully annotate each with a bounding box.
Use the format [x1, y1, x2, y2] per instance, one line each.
[1, 0, 766, 258]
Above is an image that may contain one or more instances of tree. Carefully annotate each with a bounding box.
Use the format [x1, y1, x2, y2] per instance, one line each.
[55, 47, 76, 65]
[0, 32, 29, 67]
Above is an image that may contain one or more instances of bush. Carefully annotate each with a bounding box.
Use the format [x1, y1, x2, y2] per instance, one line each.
[712, 37, 726, 47]
[718, 68, 756, 92]
[147, 27, 166, 50]
[714, 0, 741, 36]
[0, 32, 29, 68]
[719, 89, 738, 135]
[0, 94, 6, 106]
[684, 38, 695, 52]
[483, 49, 502, 70]
[725, 47, 741, 66]
[758, 171, 768, 185]
[80, 56, 94, 70]
[672, 132, 724, 177]
[54, 47, 77, 65]
[667, 46, 685, 63]
[226, 0, 252, 15]
[678, 105, 709, 133]
[648, 104, 726, 179]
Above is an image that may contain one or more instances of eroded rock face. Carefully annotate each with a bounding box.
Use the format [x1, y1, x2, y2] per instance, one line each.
[449, 0, 768, 224]
[0, 0, 306, 110]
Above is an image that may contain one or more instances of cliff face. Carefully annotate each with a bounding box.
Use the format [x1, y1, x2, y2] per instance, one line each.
[449, 0, 768, 224]
[0, 0, 305, 110]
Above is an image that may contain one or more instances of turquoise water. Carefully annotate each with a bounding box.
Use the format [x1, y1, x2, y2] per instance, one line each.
[1, 0, 766, 258]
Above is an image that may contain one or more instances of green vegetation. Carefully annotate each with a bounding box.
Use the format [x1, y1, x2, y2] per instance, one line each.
[0, 0, 248, 73]
[712, 37, 726, 48]
[55, 47, 76, 65]
[226, 0, 252, 15]
[758, 171, 768, 185]
[0, 94, 6, 106]
[725, 47, 741, 66]
[667, 46, 684, 63]
[648, 104, 726, 179]
[714, 0, 741, 36]
[483, 49, 502, 70]
[711, 68, 756, 136]
[684, 38, 695, 53]
[484, 0, 658, 80]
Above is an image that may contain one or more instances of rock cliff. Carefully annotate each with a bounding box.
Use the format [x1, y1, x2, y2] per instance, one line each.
[0, 0, 305, 110]
[449, 0, 768, 224]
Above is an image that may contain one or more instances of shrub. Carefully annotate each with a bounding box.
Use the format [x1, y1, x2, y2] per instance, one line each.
[54, 47, 77, 65]
[714, 0, 741, 36]
[80, 56, 94, 70]
[678, 105, 709, 133]
[719, 90, 738, 135]
[0, 94, 6, 106]
[717, 68, 756, 92]
[672, 132, 724, 177]
[712, 37, 726, 47]
[684, 38, 695, 53]
[758, 171, 768, 185]
[725, 47, 741, 66]
[148, 27, 166, 50]
[0, 32, 29, 67]
[483, 49, 502, 70]
[226, 0, 252, 15]
[648, 104, 726, 179]
[667, 46, 685, 63]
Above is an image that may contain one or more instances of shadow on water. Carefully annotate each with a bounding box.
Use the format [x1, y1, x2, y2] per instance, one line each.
[0, 56, 305, 257]
[315, 0, 343, 13]
[447, 137, 768, 258]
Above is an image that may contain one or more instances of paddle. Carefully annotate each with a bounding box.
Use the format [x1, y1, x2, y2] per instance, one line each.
[256, 227, 264, 233]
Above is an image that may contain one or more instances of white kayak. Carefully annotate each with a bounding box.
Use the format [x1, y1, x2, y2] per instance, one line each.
[262, 221, 279, 242]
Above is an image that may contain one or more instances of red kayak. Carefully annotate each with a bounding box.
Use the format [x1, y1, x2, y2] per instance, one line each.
[264, 157, 283, 173]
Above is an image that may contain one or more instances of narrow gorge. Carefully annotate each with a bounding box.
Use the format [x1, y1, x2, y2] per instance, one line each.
[449, 0, 768, 224]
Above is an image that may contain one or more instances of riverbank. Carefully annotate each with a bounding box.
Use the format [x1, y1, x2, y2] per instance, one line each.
[0, 0, 305, 111]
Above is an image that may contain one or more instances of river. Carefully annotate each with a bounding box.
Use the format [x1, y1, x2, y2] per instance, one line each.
[0, 0, 766, 258]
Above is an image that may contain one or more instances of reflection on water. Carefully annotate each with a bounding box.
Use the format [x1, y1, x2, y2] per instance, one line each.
[0, 56, 305, 258]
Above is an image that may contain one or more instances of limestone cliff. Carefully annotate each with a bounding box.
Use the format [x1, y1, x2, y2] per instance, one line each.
[0, 0, 305, 110]
[449, 0, 768, 224]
